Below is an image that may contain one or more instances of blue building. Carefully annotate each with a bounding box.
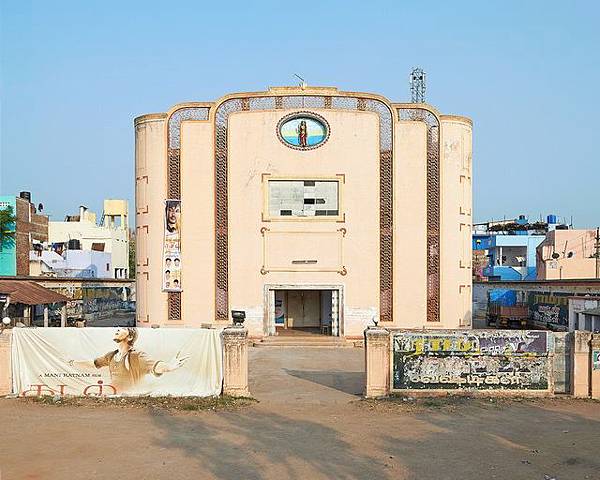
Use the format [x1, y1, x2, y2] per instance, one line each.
[473, 214, 565, 281]
[0, 196, 17, 276]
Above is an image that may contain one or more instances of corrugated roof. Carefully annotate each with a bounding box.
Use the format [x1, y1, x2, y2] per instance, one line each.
[581, 307, 600, 316]
[0, 280, 68, 305]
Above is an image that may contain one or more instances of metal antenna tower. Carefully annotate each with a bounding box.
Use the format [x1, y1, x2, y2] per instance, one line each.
[410, 67, 426, 103]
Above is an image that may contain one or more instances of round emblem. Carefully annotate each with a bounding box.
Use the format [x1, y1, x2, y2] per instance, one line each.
[277, 112, 330, 150]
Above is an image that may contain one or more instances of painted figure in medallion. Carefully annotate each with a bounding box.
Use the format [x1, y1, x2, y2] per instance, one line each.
[297, 120, 308, 147]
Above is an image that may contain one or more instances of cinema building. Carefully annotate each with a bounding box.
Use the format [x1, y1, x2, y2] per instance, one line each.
[134, 86, 473, 339]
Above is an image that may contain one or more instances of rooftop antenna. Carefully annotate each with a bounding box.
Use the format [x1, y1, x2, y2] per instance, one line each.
[294, 74, 307, 90]
[410, 67, 426, 103]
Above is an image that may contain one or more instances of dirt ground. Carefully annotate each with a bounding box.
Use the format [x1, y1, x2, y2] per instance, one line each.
[1, 347, 599, 480]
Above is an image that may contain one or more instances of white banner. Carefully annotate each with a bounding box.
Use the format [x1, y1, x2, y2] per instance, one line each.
[11, 327, 223, 397]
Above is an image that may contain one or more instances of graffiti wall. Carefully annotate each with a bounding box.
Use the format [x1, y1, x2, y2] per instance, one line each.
[47, 283, 135, 324]
[392, 330, 550, 391]
[528, 292, 569, 331]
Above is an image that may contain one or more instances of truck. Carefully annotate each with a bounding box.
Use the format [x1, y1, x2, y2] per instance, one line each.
[486, 302, 528, 329]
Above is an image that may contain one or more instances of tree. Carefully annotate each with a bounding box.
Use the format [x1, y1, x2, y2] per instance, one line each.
[0, 205, 16, 252]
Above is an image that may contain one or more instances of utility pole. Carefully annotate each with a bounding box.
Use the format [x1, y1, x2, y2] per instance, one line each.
[595, 227, 600, 279]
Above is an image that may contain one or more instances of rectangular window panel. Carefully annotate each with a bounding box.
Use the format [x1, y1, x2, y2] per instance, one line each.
[269, 180, 339, 218]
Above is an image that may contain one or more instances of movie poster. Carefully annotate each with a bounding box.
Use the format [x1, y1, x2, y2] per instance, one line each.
[163, 199, 182, 292]
[11, 327, 223, 397]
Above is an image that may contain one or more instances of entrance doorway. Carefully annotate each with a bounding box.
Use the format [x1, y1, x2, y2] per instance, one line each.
[266, 287, 341, 337]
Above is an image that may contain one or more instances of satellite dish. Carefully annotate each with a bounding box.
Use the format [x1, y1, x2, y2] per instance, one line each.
[552, 253, 560, 259]
[38, 203, 44, 212]
[567, 251, 574, 258]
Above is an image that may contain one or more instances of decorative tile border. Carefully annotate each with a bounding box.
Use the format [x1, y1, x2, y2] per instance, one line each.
[166, 94, 397, 324]
[214, 94, 394, 322]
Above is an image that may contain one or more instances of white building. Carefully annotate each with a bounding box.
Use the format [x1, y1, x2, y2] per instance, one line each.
[30, 250, 112, 278]
[49, 200, 129, 279]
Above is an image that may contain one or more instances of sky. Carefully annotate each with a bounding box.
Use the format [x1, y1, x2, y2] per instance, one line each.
[1, 0, 599, 228]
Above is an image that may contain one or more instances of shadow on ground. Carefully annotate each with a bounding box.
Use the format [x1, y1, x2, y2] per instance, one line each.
[283, 368, 365, 395]
[150, 408, 387, 480]
[377, 401, 600, 480]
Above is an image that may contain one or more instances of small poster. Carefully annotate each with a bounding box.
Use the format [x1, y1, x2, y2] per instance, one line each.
[593, 350, 600, 371]
[163, 199, 182, 292]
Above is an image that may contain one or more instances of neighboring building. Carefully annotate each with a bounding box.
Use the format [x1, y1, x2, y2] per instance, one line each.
[0, 192, 48, 276]
[537, 229, 599, 280]
[568, 296, 600, 332]
[0, 279, 68, 327]
[29, 249, 112, 278]
[135, 85, 473, 337]
[473, 214, 563, 281]
[49, 200, 129, 279]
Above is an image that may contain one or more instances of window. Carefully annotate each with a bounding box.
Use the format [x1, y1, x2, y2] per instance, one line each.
[268, 180, 339, 218]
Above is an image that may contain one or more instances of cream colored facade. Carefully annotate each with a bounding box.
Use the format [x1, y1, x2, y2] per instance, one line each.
[49, 200, 129, 278]
[134, 86, 473, 338]
[537, 229, 599, 280]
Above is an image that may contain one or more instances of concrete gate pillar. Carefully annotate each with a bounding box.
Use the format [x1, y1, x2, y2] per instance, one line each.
[571, 331, 592, 398]
[0, 330, 11, 395]
[222, 327, 250, 397]
[365, 327, 391, 398]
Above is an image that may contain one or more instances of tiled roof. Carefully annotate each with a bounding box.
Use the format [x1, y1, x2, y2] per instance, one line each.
[0, 280, 68, 305]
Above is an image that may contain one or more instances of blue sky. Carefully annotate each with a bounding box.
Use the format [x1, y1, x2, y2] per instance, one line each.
[1, 0, 598, 227]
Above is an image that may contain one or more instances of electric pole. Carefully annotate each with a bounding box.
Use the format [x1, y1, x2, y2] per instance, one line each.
[595, 227, 600, 279]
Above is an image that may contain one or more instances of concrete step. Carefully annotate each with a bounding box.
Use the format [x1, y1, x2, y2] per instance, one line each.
[252, 336, 355, 348]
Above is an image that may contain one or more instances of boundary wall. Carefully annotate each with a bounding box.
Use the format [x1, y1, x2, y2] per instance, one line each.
[365, 327, 600, 399]
[0, 327, 249, 398]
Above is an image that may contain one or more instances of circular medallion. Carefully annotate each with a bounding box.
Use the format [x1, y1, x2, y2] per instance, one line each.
[277, 111, 330, 150]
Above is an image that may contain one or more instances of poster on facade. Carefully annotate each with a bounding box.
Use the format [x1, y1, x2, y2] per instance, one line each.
[11, 327, 223, 397]
[392, 330, 549, 391]
[163, 199, 182, 292]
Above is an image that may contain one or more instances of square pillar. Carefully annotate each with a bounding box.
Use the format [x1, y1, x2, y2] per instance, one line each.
[43, 305, 49, 328]
[222, 327, 250, 397]
[591, 333, 600, 400]
[61, 304, 67, 327]
[571, 331, 592, 398]
[0, 330, 12, 395]
[365, 327, 391, 398]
